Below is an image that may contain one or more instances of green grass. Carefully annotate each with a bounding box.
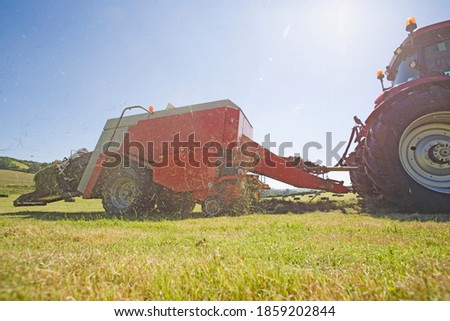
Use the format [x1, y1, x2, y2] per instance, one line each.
[0, 193, 449, 300]
[0, 169, 34, 188]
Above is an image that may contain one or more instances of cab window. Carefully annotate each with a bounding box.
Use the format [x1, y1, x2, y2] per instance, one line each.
[423, 40, 450, 76]
[393, 54, 420, 86]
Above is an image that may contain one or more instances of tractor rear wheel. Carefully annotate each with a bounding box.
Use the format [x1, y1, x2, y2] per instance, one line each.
[102, 167, 156, 215]
[347, 142, 380, 198]
[364, 85, 450, 213]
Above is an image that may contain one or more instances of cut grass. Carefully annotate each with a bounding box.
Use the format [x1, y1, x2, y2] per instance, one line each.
[0, 195, 449, 300]
[0, 170, 34, 188]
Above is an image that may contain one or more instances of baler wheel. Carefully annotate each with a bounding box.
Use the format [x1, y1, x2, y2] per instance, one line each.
[101, 167, 156, 215]
[156, 186, 195, 214]
[202, 196, 224, 217]
[364, 85, 450, 213]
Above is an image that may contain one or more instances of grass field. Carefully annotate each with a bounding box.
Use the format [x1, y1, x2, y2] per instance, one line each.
[1, 189, 449, 301]
[0, 169, 34, 188]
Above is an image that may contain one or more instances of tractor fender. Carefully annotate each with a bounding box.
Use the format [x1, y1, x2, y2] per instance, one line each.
[365, 76, 450, 128]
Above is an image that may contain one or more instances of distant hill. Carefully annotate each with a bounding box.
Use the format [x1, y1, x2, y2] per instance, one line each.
[0, 169, 34, 187]
[0, 157, 50, 174]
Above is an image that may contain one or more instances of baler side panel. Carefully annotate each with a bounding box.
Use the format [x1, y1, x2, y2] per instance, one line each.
[152, 150, 217, 192]
[123, 106, 244, 193]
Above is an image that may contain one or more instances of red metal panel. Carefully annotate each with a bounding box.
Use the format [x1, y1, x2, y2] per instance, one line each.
[121, 106, 244, 193]
[222, 108, 240, 145]
[152, 149, 217, 193]
[124, 107, 242, 164]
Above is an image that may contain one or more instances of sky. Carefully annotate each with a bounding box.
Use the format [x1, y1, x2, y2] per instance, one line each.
[1, 0, 449, 188]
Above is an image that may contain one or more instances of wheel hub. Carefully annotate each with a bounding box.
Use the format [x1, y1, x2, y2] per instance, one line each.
[205, 200, 220, 214]
[118, 183, 136, 205]
[399, 112, 450, 194]
[429, 143, 450, 164]
[203, 197, 222, 217]
[112, 179, 137, 208]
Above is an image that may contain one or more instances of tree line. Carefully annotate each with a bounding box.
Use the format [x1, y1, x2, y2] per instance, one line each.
[0, 157, 49, 174]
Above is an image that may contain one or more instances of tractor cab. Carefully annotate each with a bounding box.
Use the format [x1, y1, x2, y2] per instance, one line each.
[384, 19, 450, 87]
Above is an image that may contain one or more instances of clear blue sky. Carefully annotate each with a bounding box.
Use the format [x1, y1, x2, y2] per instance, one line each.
[1, 0, 449, 187]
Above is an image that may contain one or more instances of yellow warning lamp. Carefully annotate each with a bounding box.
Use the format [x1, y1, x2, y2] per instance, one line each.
[376, 69, 385, 80]
[148, 105, 155, 113]
[376, 69, 387, 91]
[406, 17, 417, 33]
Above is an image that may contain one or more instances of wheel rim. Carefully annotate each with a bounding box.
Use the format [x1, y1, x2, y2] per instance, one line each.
[399, 111, 450, 194]
[110, 178, 138, 209]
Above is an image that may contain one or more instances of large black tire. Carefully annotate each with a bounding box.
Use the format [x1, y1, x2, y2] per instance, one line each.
[156, 186, 195, 214]
[347, 142, 380, 198]
[102, 167, 157, 215]
[364, 85, 450, 213]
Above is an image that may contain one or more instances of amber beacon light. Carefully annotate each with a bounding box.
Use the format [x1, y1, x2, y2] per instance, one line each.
[406, 17, 417, 32]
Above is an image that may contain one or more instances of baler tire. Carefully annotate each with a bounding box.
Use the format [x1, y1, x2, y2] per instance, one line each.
[202, 196, 224, 217]
[156, 187, 195, 214]
[363, 85, 450, 213]
[102, 167, 156, 215]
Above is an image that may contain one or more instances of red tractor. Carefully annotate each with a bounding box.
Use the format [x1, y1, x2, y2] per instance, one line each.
[345, 18, 450, 213]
